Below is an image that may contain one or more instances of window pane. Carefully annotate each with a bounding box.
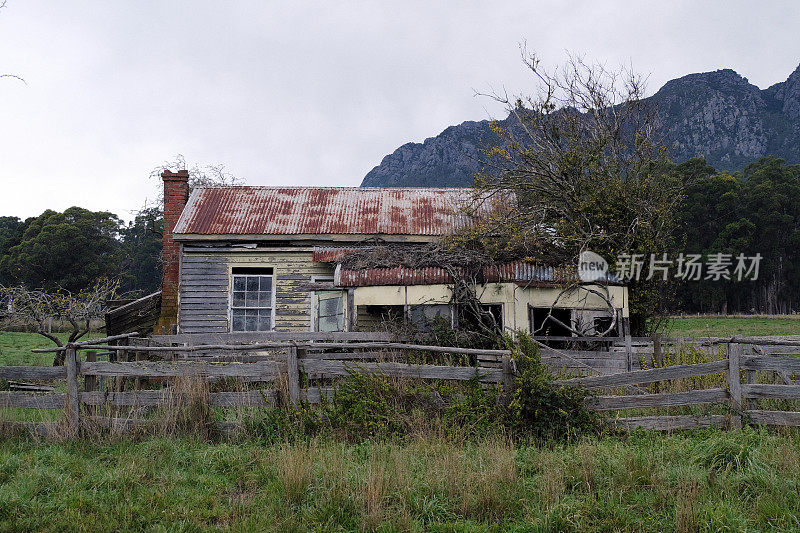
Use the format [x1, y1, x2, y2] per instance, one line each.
[233, 277, 245, 291]
[258, 291, 271, 306]
[257, 310, 272, 331]
[245, 310, 258, 332]
[245, 293, 259, 307]
[260, 276, 272, 292]
[246, 276, 259, 292]
[319, 315, 339, 332]
[319, 296, 343, 317]
[232, 309, 245, 332]
[233, 291, 245, 307]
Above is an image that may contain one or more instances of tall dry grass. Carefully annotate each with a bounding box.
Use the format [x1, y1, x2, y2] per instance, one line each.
[152, 375, 215, 439]
[272, 439, 317, 504]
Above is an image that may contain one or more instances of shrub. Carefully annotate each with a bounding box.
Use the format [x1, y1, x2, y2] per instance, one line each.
[325, 371, 505, 441]
[442, 378, 503, 439]
[321, 331, 598, 443]
[327, 372, 407, 440]
[503, 332, 599, 441]
[243, 402, 324, 444]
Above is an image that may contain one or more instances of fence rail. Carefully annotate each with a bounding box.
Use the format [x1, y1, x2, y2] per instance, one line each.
[570, 337, 800, 430]
[1, 332, 513, 436]
[2, 332, 800, 435]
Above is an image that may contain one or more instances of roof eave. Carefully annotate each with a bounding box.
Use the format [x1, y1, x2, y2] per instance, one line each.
[172, 233, 446, 243]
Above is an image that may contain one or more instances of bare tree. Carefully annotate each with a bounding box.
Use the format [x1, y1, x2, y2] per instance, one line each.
[472, 49, 682, 335]
[142, 154, 243, 211]
[0, 279, 118, 365]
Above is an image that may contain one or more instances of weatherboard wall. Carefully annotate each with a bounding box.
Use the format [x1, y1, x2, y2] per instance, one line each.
[178, 250, 333, 333]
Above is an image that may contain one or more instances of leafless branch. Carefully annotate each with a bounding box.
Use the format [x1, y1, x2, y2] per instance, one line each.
[0, 279, 119, 365]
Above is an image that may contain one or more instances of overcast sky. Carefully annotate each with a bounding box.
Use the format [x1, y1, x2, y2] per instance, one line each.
[1, 1, 799, 222]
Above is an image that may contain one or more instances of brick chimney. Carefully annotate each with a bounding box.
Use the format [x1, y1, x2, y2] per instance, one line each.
[156, 169, 190, 333]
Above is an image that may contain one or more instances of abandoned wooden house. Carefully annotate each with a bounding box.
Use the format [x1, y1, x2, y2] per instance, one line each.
[153, 170, 629, 336]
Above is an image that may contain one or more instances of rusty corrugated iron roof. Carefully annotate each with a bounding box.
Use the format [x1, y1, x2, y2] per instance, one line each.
[336, 265, 454, 286]
[312, 246, 362, 263]
[174, 187, 480, 237]
[334, 261, 586, 287]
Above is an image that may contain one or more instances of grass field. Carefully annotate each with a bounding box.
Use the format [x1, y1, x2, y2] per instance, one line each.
[1, 325, 799, 531]
[0, 430, 798, 531]
[667, 316, 800, 337]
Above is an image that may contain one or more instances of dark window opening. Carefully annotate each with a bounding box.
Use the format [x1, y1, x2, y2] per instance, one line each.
[529, 307, 572, 337]
[592, 316, 618, 337]
[480, 304, 503, 331]
[355, 305, 407, 332]
[409, 304, 453, 333]
[455, 303, 503, 335]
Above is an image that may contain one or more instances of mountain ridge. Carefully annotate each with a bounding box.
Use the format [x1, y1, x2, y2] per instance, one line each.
[361, 64, 800, 187]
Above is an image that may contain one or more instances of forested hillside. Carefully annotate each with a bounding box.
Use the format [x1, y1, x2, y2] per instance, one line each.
[671, 157, 799, 314]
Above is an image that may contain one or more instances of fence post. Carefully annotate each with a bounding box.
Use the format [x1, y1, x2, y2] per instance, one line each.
[624, 334, 633, 372]
[114, 338, 129, 393]
[652, 333, 663, 367]
[84, 351, 97, 416]
[287, 345, 301, 405]
[501, 355, 514, 390]
[727, 339, 743, 430]
[743, 344, 756, 410]
[652, 333, 663, 393]
[64, 346, 80, 436]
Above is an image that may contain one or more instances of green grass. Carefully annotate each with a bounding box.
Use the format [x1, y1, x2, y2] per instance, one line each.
[1, 329, 799, 530]
[0, 429, 797, 531]
[0, 331, 103, 366]
[667, 316, 800, 337]
[0, 332, 68, 366]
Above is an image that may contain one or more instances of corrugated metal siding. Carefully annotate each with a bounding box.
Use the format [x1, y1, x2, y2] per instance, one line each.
[174, 187, 479, 237]
[336, 266, 453, 287]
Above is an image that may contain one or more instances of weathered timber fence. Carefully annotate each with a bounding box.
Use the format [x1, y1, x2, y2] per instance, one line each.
[3, 332, 800, 436]
[3, 332, 512, 436]
[562, 337, 800, 430]
[536, 334, 800, 377]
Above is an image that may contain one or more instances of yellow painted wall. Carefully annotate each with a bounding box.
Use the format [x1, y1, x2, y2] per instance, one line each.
[352, 282, 628, 333]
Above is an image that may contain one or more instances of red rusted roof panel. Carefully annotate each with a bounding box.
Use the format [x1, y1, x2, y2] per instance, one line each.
[334, 261, 582, 287]
[174, 187, 478, 236]
[312, 247, 361, 263]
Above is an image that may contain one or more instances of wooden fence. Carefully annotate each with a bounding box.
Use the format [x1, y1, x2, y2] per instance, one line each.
[2, 332, 800, 436]
[536, 334, 800, 377]
[1, 332, 513, 436]
[563, 337, 800, 430]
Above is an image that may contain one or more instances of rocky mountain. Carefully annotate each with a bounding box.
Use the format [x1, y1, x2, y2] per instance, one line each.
[361, 64, 800, 187]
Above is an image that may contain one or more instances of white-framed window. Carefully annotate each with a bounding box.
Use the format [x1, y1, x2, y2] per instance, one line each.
[230, 267, 274, 332]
